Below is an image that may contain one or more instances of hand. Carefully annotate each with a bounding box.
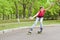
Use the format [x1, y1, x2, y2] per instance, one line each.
[51, 2, 54, 6]
[29, 17, 34, 20]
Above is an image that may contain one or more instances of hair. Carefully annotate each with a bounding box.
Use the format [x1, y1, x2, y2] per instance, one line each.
[40, 6, 43, 9]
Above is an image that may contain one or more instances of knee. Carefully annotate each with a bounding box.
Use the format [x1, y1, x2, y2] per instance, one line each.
[34, 23, 37, 25]
[40, 21, 42, 23]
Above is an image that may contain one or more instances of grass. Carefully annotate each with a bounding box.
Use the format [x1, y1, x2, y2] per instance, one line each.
[0, 20, 60, 30]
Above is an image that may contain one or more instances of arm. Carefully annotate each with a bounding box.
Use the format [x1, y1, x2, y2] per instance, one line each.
[33, 12, 39, 18]
[45, 4, 52, 11]
[45, 3, 54, 10]
[30, 11, 39, 19]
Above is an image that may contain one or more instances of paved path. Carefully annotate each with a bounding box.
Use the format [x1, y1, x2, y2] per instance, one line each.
[0, 24, 60, 40]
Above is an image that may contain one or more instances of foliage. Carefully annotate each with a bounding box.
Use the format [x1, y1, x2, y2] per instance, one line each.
[0, 0, 60, 20]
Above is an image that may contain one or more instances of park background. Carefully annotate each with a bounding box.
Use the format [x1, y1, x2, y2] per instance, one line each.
[0, 0, 60, 30]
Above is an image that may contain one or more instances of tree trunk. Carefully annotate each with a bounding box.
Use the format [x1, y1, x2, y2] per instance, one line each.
[14, 1, 20, 23]
[8, 15, 9, 20]
[11, 13, 13, 19]
[23, 4, 26, 18]
[59, 12, 60, 16]
[2, 8, 5, 20]
[14, 1, 19, 19]
[28, 3, 32, 17]
[22, 0, 26, 18]
[59, 10, 60, 16]
[0, 14, 1, 19]
[3, 13, 4, 20]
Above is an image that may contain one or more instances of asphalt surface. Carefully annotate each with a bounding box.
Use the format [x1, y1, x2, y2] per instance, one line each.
[0, 24, 60, 40]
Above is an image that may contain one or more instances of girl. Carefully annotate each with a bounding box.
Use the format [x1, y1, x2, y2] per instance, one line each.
[28, 4, 54, 34]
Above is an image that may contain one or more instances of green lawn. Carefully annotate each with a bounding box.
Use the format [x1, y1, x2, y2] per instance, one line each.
[0, 20, 60, 30]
